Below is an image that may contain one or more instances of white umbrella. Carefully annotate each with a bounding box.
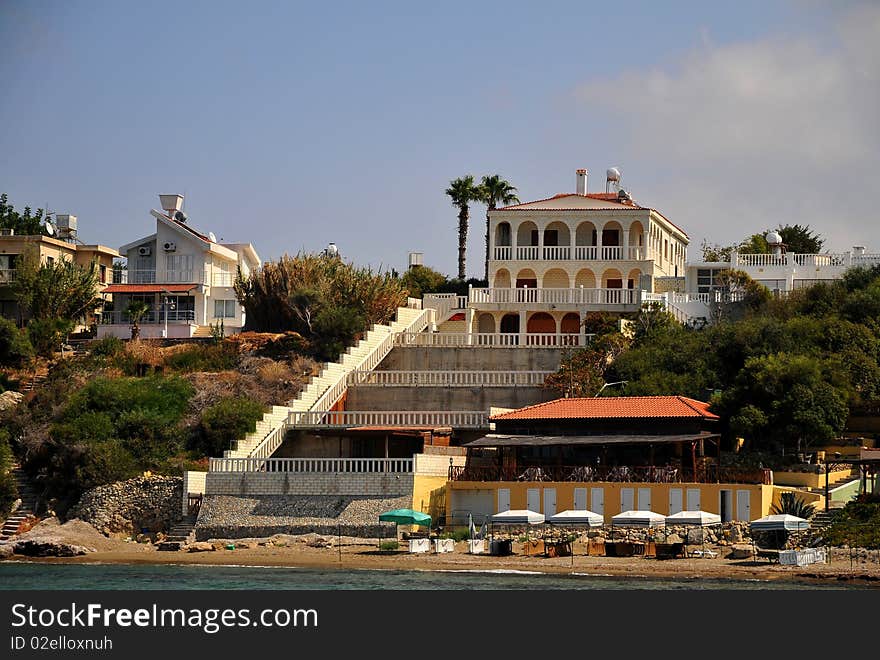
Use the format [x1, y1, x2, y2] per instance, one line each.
[665, 510, 722, 526]
[548, 510, 603, 527]
[749, 514, 810, 532]
[611, 510, 666, 527]
[491, 509, 545, 525]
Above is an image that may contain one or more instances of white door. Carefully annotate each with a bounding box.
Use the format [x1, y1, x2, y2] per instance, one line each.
[637, 488, 651, 511]
[669, 489, 683, 515]
[574, 488, 587, 510]
[621, 488, 634, 512]
[687, 488, 701, 511]
[590, 488, 605, 515]
[736, 490, 751, 521]
[543, 488, 557, 517]
[497, 488, 510, 513]
[527, 488, 540, 513]
[719, 490, 733, 523]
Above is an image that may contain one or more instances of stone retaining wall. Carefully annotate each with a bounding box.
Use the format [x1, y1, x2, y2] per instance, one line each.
[68, 476, 183, 536]
[205, 472, 413, 497]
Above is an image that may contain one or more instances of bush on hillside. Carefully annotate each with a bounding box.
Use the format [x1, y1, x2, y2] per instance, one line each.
[89, 336, 125, 358]
[27, 317, 74, 358]
[191, 397, 267, 457]
[0, 429, 17, 519]
[0, 317, 33, 367]
[164, 342, 239, 373]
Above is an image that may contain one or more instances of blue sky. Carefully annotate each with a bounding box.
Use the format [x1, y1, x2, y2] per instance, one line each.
[1, 1, 878, 276]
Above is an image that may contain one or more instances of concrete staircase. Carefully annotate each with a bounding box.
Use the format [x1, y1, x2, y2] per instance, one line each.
[19, 372, 47, 394]
[222, 306, 431, 461]
[165, 514, 198, 544]
[0, 465, 39, 541]
[192, 326, 214, 339]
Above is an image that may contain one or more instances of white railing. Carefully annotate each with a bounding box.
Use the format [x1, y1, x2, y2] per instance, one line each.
[248, 424, 287, 461]
[209, 457, 414, 473]
[112, 269, 209, 284]
[0, 269, 15, 284]
[393, 332, 593, 347]
[469, 287, 640, 306]
[288, 410, 489, 428]
[491, 245, 651, 262]
[406, 297, 423, 309]
[542, 246, 571, 260]
[455, 295, 468, 309]
[347, 370, 553, 386]
[573, 246, 598, 260]
[601, 246, 622, 260]
[211, 272, 235, 287]
[423, 293, 457, 323]
[99, 309, 196, 324]
[733, 253, 852, 267]
[852, 253, 880, 266]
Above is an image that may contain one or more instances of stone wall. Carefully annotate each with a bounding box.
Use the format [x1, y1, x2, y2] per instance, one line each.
[205, 471, 413, 497]
[194, 494, 410, 540]
[68, 476, 183, 536]
[379, 346, 565, 372]
[346, 385, 555, 412]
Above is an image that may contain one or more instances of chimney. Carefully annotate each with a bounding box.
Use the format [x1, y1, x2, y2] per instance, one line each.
[158, 194, 184, 217]
[576, 169, 588, 195]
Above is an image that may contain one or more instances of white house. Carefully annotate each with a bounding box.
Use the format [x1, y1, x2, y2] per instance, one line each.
[97, 194, 261, 339]
[430, 169, 689, 344]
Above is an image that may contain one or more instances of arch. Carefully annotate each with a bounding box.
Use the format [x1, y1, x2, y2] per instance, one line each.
[527, 312, 556, 333]
[560, 312, 580, 334]
[494, 268, 511, 288]
[575, 269, 596, 288]
[602, 268, 623, 288]
[544, 221, 571, 247]
[542, 268, 569, 289]
[495, 222, 512, 247]
[477, 313, 496, 334]
[515, 268, 537, 288]
[627, 268, 641, 289]
[516, 221, 538, 246]
[575, 221, 597, 246]
[628, 220, 645, 247]
[500, 313, 520, 334]
[601, 220, 623, 246]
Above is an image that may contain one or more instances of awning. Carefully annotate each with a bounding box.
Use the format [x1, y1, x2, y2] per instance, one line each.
[491, 509, 545, 525]
[464, 432, 719, 448]
[548, 510, 604, 527]
[102, 283, 198, 294]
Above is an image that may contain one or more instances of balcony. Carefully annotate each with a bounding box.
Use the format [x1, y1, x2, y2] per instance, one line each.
[469, 287, 641, 306]
[449, 464, 772, 485]
[493, 246, 650, 261]
[99, 309, 196, 325]
[111, 269, 234, 286]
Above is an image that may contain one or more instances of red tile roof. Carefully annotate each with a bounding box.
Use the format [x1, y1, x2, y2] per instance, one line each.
[103, 283, 198, 294]
[499, 193, 644, 210]
[491, 396, 718, 421]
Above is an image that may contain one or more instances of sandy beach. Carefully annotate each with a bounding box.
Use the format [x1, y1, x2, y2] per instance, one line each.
[8, 538, 880, 587]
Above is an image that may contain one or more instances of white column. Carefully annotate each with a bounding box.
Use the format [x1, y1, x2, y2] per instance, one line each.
[465, 307, 475, 346]
[519, 310, 527, 346]
[622, 229, 630, 260]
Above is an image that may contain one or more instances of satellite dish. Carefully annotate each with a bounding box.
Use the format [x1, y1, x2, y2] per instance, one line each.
[174, 210, 188, 223]
[208, 231, 217, 242]
[45, 220, 56, 236]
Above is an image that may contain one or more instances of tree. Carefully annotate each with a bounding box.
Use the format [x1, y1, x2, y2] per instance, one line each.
[11, 246, 101, 323]
[399, 265, 449, 298]
[777, 223, 824, 254]
[771, 492, 816, 519]
[476, 175, 519, 282]
[544, 334, 631, 398]
[126, 300, 150, 340]
[0, 193, 49, 237]
[708, 269, 770, 323]
[632, 302, 677, 344]
[445, 176, 481, 280]
[0, 317, 33, 366]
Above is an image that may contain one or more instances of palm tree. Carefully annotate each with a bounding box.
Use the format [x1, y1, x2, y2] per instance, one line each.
[771, 492, 816, 519]
[445, 175, 480, 280]
[126, 300, 150, 341]
[477, 175, 519, 281]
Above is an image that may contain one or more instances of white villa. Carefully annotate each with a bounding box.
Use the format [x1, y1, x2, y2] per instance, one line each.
[97, 194, 261, 339]
[427, 169, 689, 344]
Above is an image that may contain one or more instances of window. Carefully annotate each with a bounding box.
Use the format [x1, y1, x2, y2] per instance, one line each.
[46, 256, 54, 266]
[214, 299, 237, 318]
[99, 264, 107, 283]
[697, 268, 723, 293]
[544, 230, 558, 246]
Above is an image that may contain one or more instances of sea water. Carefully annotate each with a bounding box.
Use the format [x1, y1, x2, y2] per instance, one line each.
[0, 563, 871, 590]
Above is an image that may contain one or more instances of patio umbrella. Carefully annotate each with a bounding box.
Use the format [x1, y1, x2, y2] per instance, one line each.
[749, 514, 810, 532]
[378, 509, 432, 527]
[664, 510, 722, 526]
[491, 509, 545, 525]
[611, 510, 666, 527]
[548, 510, 603, 527]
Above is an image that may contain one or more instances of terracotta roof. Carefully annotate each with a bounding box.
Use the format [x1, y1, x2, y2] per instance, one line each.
[499, 193, 644, 210]
[103, 283, 198, 294]
[490, 396, 718, 421]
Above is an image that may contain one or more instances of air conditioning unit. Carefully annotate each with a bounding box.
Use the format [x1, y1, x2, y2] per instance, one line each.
[163, 241, 176, 252]
[138, 246, 151, 256]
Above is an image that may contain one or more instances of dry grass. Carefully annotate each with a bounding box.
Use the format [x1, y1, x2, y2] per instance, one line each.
[125, 339, 166, 367]
[257, 361, 292, 384]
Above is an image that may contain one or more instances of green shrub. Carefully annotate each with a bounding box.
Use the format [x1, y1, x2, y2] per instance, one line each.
[440, 528, 472, 542]
[379, 541, 400, 551]
[89, 336, 125, 358]
[27, 318, 73, 357]
[191, 397, 266, 456]
[0, 430, 17, 519]
[165, 343, 239, 373]
[0, 317, 33, 367]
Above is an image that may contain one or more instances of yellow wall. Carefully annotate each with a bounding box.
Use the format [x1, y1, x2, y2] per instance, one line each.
[448, 480, 772, 523]
[774, 468, 853, 488]
[770, 486, 824, 511]
[412, 475, 447, 520]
